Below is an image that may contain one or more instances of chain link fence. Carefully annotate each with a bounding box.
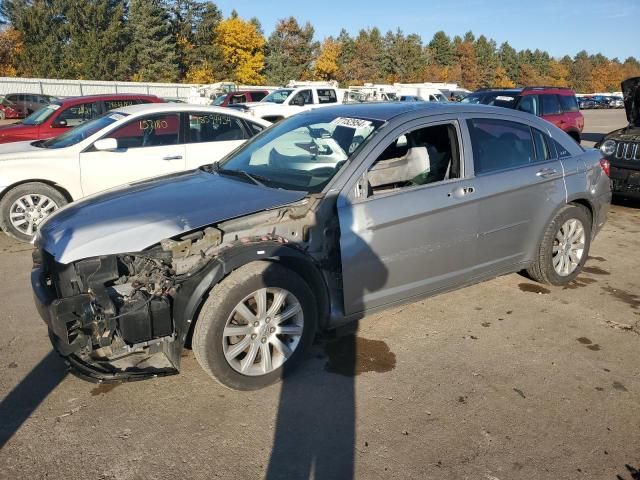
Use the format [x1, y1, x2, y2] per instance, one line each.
[0, 77, 198, 99]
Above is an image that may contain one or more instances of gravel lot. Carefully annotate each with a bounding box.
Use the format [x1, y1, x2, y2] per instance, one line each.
[0, 109, 638, 480]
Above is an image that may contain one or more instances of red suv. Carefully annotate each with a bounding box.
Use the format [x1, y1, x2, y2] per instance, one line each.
[0, 94, 162, 144]
[461, 87, 584, 143]
[212, 90, 269, 107]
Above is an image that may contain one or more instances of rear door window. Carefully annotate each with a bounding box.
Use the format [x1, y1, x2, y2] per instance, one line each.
[187, 112, 248, 143]
[532, 128, 551, 161]
[317, 89, 337, 104]
[540, 95, 562, 115]
[108, 114, 180, 148]
[467, 118, 536, 174]
[558, 95, 579, 112]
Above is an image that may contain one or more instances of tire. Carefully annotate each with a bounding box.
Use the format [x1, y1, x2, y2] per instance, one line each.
[193, 261, 317, 390]
[0, 182, 68, 242]
[526, 204, 592, 286]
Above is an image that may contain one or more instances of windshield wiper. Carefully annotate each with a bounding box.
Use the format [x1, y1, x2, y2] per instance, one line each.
[207, 162, 267, 187]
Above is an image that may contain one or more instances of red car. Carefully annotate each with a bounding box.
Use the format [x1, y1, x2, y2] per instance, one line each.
[462, 87, 584, 143]
[0, 97, 25, 120]
[212, 90, 269, 107]
[0, 94, 162, 144]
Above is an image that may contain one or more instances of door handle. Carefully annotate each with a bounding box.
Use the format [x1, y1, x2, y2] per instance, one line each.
[162, 155, 183, 161]
[448, 186, 475, 198]
[536, 168, 558, 178]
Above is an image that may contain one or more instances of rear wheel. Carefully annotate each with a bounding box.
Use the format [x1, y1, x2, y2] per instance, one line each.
[0, 182, 67, 242]
[527, 204, 591, 285]
[193, 262, 317, 390]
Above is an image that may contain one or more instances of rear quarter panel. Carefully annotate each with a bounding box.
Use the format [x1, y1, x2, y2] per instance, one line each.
[562, 145, 610, 236]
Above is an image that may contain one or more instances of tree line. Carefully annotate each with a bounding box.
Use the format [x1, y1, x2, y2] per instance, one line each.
[0, 0, 638, 93]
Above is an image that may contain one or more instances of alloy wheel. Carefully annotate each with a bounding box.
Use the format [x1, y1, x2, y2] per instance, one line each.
[9, 194, 59, 237]
[552, 218, 585, 276]
[222, 287, 304, 376]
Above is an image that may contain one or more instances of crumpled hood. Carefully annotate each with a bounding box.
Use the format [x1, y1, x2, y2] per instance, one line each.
[622, 77, 640, 127]
[38, 169, 307, 264]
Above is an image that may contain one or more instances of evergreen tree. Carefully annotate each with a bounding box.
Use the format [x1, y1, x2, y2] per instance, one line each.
[264, 17, 316, 85]
[64, 0, 129, 80]
[474, 35, 497, 87]
[1, 0, 70, 77]
[170, 0, 221, 79]
[428, 31, 455, 67]
[127, 0, 179, 82]
[498, 42, 519, 84]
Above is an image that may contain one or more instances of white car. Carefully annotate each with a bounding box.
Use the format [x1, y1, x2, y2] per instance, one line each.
[230, 86, 343, 123]
[0, 104, 270, 241]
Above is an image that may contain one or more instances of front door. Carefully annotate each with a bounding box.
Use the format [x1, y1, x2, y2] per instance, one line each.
[338, 119, 480, 315]
[79, 113, 185, 196]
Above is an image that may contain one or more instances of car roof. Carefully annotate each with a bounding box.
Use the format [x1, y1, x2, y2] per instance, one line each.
[110, 103, 271, 124]
[54, 94, 159, 106]
[299, 101, 542, 123]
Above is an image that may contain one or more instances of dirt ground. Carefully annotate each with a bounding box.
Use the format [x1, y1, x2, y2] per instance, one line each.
[0, 109, 638, 480]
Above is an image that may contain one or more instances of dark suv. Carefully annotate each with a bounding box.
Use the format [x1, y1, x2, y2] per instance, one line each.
[462, 87, 584, 143]
[596, 77, 640, 198]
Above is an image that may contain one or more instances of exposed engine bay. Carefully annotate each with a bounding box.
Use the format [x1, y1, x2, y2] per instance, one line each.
[33, 195, 338, 381]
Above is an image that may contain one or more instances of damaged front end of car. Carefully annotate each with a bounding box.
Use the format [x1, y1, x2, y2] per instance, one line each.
[31, 193, 337, 382]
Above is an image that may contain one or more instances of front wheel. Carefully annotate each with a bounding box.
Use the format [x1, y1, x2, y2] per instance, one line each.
[527, 204, 592, 285]
[0, 182, 68, 242]
[193, 262, 317, 390]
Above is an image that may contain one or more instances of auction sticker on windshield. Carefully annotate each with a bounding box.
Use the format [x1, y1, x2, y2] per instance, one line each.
[47, 104, 61, 111]
[331, 117, 373, 128]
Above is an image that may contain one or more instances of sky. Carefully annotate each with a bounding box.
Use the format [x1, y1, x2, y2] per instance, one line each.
[214, 0, 639, 60]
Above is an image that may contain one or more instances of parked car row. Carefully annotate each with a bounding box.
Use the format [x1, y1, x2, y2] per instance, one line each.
[578, 95, 624, 109]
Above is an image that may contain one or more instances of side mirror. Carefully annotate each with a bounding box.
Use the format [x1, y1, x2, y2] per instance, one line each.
[94, 138, 119, 151]
[52, 119, 67, 128]
[292, 96, 305, 107]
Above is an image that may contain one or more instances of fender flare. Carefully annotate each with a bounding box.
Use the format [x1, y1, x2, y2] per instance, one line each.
[174, 241, 331, 344]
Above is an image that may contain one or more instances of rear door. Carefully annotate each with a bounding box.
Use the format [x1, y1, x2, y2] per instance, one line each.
[184, 111, 250, 169]
[338, 116, 480, 315]
[79, 112, 185, 195]
[463, 116, 565, 272]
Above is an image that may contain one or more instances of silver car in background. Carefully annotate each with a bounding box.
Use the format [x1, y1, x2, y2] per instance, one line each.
[31, 103, 611, 390]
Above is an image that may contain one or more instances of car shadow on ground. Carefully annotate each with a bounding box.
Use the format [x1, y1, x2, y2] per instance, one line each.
[265, 227, 388, 480]
[612, 195, 640, 209]
[0, 350, 67, 448]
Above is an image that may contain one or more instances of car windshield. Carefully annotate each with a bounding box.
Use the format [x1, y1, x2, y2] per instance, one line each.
[0, 97, 15, 107]
[37, 112, 127, 149]
[22, 103, 61, 125]
[433, 93, 448, 102]
[262, 89, 293, 104]
[212, 95, 227, 106]
[216, 111, 384, 193]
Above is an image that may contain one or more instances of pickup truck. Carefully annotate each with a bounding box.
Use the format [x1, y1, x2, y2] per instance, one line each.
[228, 86, 342, 122]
